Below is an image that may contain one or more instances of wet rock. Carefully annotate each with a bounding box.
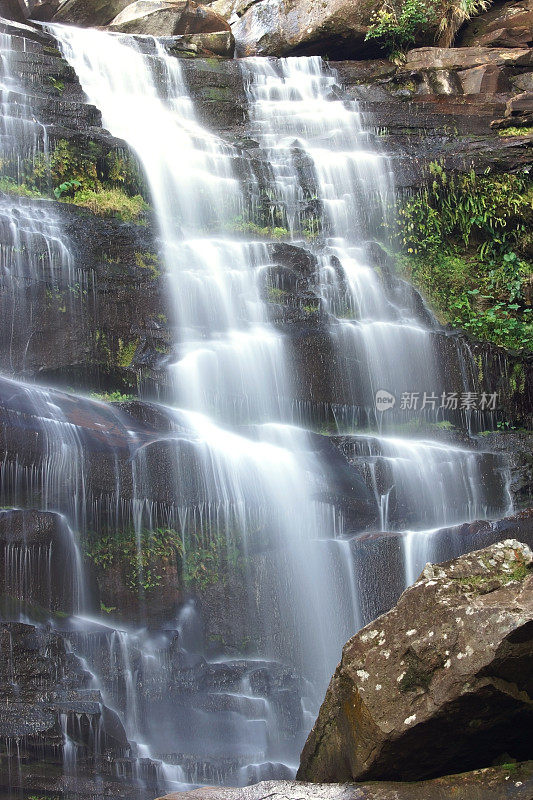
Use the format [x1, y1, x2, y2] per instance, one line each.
[0, 620, 129, 746]
[0, 509, 83, 614]
[109, 0, 231, 38]
[298, 539, 533, 782]
[474, 432, 533, 509]
[500, 90, 533, 126]
[458, 0, 533, 48]
[159, 764, 533, 798]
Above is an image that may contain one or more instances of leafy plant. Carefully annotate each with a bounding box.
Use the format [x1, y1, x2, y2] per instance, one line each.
[85, 525, 244, 596]
[497, 126, 533, 137]
[48, 76, 65, 94]
[395, 165, 532, 351]
[181, 534, 243, 591]
[365, 0, 438, 56]
[365, 0, 493, 54]
[0, 175, 44, 197]
[90, 390, 135, 402]
[54, 179, 81, 199]
[438, 0, 491, 46]
[85, 527, 183, 593]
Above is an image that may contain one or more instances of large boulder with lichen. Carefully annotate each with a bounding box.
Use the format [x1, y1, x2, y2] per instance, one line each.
[298, 539, 533, 783]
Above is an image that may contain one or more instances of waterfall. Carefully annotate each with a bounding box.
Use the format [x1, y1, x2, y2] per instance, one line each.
[0, 18, 515, 794]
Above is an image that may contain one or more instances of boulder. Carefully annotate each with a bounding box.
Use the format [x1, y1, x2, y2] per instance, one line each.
[156, 764, 533, 799]
[458, 0, 533, 48]
[213, 0, 388, 58]
[298, 539, 533, 782]
[108, 0, 230, 35]
[52, 0, 132, 26]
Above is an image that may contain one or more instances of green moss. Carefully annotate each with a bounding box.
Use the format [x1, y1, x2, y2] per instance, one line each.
[90, 390, 135, 402]
[65, 188, 149, 222]
[85, 527, 182, 593]
[94, 330, 111, 361]
[201, 86, 232, 101]
[135, 251, 161, 277]
[227, 219, 290, 239]
[509, 362, 526, 394]
[48, 76, 65, 94]
[117, 338, 139, 368]
[399, 661, 434, 693]
[85, 524, 244, 595]
[455, 549, 530, 594]
[1, 137, 149, 220]
[267, 286, 289, 302]
[497, 126, 533, 137]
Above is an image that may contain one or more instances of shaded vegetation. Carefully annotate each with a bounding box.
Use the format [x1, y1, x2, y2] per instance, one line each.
[366, 0, 491, 56]
[394, 164, 533, 351]
[0, 138, 150, 223]
[84, 525, 244, 595]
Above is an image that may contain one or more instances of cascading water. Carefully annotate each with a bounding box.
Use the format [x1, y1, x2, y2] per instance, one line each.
[0, 16, 516, 798]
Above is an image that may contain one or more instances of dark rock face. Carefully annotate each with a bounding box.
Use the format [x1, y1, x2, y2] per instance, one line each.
[457, 0, 533, 48]
[157, 765, 533, 800]
[0, 509, 83, 615]
[0, 0, 26, 21]
[298, 539, 533, 782]
[0, 621, 144, 798]
[349, 509, 533, 626]
[335, 45, 533, 184]
[475, 432, 533, 510]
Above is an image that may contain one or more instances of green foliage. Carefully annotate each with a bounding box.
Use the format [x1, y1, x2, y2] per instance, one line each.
[90, 390, 135, 402]
[395, 165, 533, 351]
[135, 251, 161, 277]
[48, 76, 65, 94]
[365, 0, 437, 56]
[85, 527, 183, 593]
[365, 0, 492, 54]
[1, 138, 149, 222]
[116, 337, 139, 367]
[54, 179, 81, 199]
[181, 533, 243, 591]
[64, 188, 149, 222]
[0, 176, 44, 197]
[267, 286, 289, 302]
[228, 216, 289, 239]
[85, 525, 244, 596]
[497, 126, 533, 137]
